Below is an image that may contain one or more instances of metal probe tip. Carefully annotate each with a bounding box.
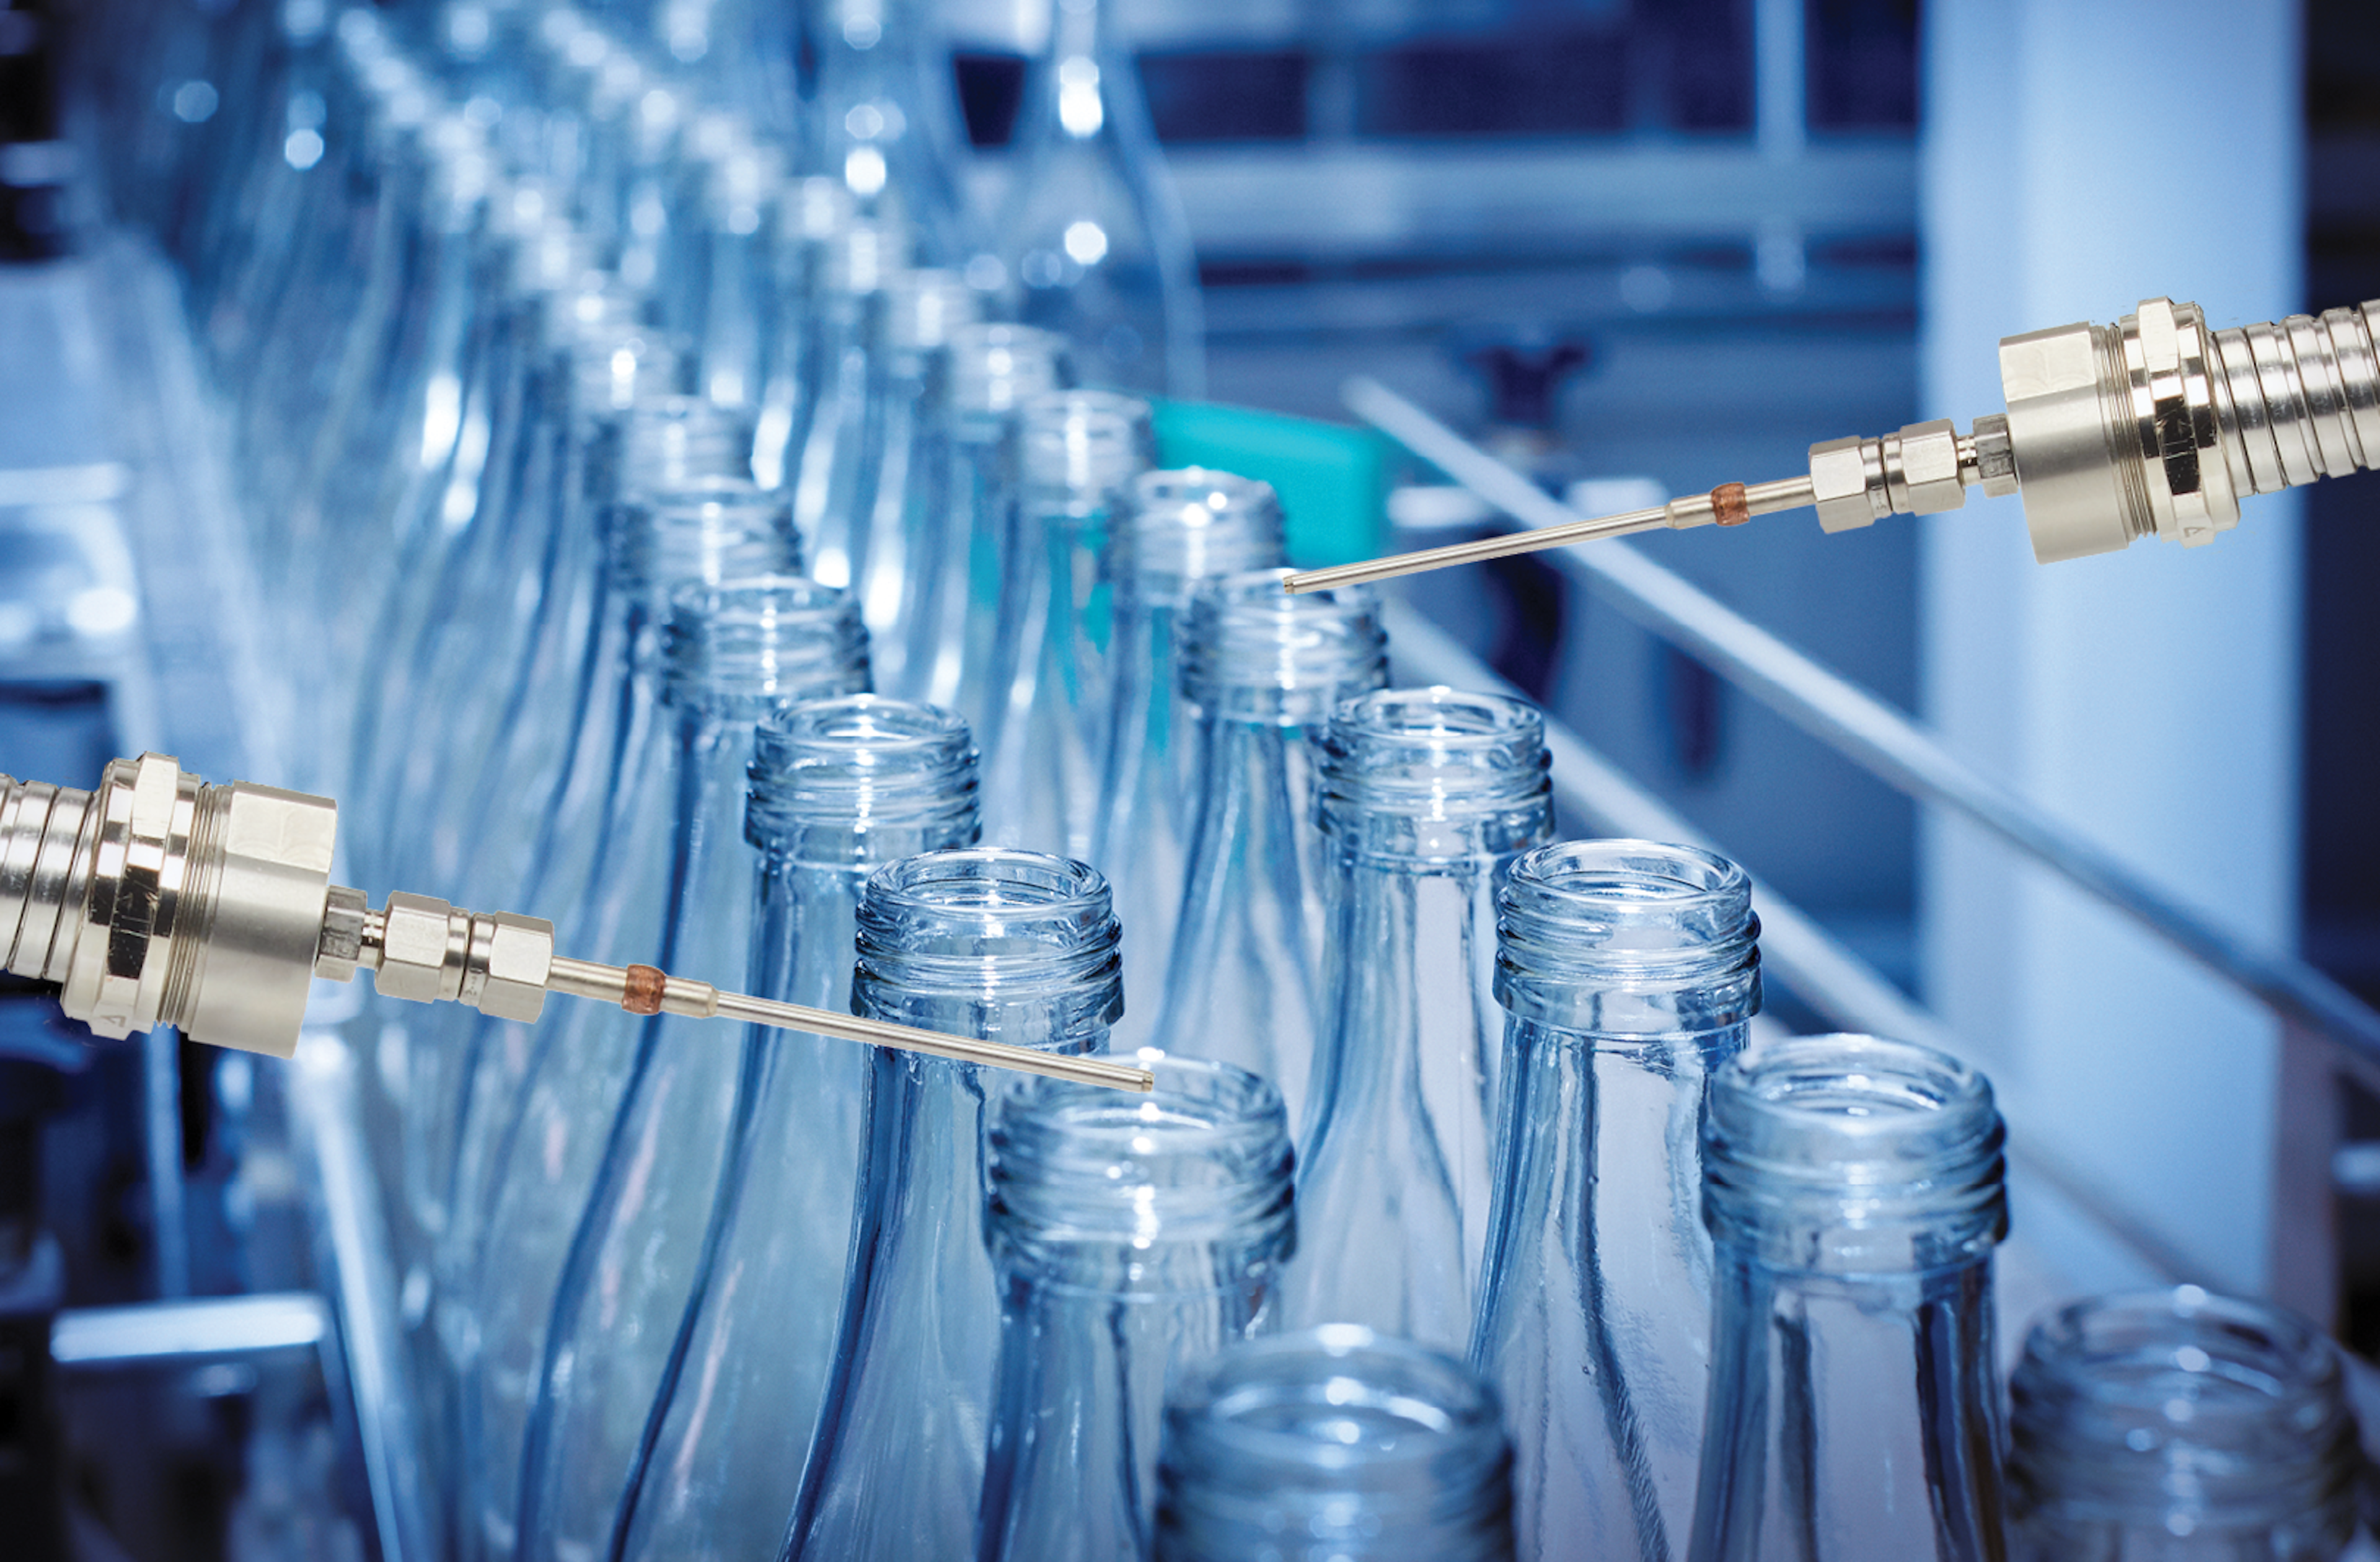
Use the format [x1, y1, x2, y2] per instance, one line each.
[543, 957, 1155, 1092]
[1281, 504, 1673, 593]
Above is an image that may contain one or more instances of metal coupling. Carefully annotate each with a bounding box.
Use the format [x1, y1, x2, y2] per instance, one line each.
[1808, 418, 1971, 533]
[2, 755, 337, 1058]
[1996, 296, 2380, 563]
[348, 892, 553, 1024]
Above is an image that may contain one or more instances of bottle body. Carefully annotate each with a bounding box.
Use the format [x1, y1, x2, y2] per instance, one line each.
[615, 697, 982, 1562]
[1285, 689, 1554, 1346]
[977, 1056, 1296, 1562]
[1687, 1033, 2009, 1562]
[1469, 840, 1760, 1561]
[2006, 1288, 2360, 1562]
[1152, 571, 1388, 1103]
[1157, 1325, 1517, 1562]
[785, 849, 1124, 1562]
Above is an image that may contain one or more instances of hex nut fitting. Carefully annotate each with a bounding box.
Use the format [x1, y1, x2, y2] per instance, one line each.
[1888, 419, 1966, 514]
[376, 891, 462, 1004]
[1809, 436, 1884, 533]
[1970, 414, 2019, 497]
[467, 913, 552, 1023]
[316, 885, 368, 981]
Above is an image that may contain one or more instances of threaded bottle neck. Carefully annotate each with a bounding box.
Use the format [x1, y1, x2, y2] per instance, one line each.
[610, 478, 800, 603]
[1020, 388, 1153, 503]
[853, 849, 1123, 1045]
[746, 695, 980, 864]
[1179, 569, 1387, 725]
[1494, 839, 1760, 1035]
[987, 1056, 1294, 1283]
[1119, 470, 1285, 600]
[950, 323, 1070, 420]
[2008, 1288, 2360, 1549]
[1157, 1325, 1516, 1562]
[1318, 687, 1554, 864]
[660, 577, 871, 715]
[886, 268, 979, 352]
[1701, 1033, 2007, 1273]
[570, 326, 681, 423]
[612, 397, 756, 496]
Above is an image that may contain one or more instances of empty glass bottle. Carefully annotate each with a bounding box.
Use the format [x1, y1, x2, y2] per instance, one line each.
[1284, 689, 1553, 1345]
[1151, 569, 1387, 1094]
[1469, 840, 1761, 1562]
[1093, 473, 1285, 1048]
[977, 1055, 1297, 1561]
[997, 0, 1203, 397]
[793, 221, 904, 594]
[753, 177, 858, 493]
[939, 323, 1069, 723]
[1688, 1033, 2009, 1562]
[2007, 1288, 2360, 1562]
[1156, 1325, 1517, 1562]
[612, 696, 981, 1562]
[784, 849, 1124, 1562]
[801, 0, 977, 268]
[866, 270, 981, 700]
[457, 577, 868, 1562]
[979, 388, 1153, 858]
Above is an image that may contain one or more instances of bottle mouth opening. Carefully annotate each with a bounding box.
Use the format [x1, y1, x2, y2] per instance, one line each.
[747, 695, 980, 844]
[855, 849, 1121, 996]
[987, 1054, 1294, 1248]
[1021, 390, 1153, 491]
[949, 323, 1069, 415]
[612, 399, 757, 492]
[1122, 473, 1286, 586]
[661, 576, 869, 706]
[885, 268, 979, 350]
[1321, 687, 1553, 823]
[1498, 839, 1758, 962]
[1181, 571, 1388, 706]
[2009, 1287, 2358, 1520]
[1162, 1325, 1512, 1499]
[616, 485, 801, 594]
[1702, 1034, 2007, 1264]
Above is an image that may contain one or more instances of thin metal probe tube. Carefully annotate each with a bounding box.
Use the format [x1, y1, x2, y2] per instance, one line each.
[1280, 377, 1814, 592]
[1347, 379, 2380, 1092]
[544, 956, 1156, 1091]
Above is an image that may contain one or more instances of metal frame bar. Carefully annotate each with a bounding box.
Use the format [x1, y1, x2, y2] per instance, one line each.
[1344, 375, 2380, 1097]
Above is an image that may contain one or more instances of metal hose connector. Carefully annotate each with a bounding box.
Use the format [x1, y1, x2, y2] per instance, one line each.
[0, 757, 338, 1057]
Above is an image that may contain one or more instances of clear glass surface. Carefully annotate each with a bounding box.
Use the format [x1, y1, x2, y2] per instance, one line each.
[977, 1056, 1295, 1562]
[2008, 1288, 2360, 1562]
[995, 0, 1203, 396]
[1156, 1325, 1517, 1562]
[783, 849, 1124, 1562]
[1091, 474, 1285, 1049]
[864, 270, 978, 700]
[939, 324, 1069, 725]
[800, 0, 978, 268]
[1688, 1034, 2010, 1562]
[614, 697, 981, 1562]
[1151, 570, 1388, 1102]
[1468, 840, 1761, 1562]
[1284, 689, 1554, 1346]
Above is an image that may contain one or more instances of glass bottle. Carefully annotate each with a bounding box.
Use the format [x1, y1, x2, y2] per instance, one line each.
[1092, 472, 1284, 1049]
[1283, 689, 1554, 1344]
[997, 0, 1204, 397]
[977, 1055, 1297, 1562]
[940, 323, 1069, 723]
[2007, 1288, 2360, 1562]
[612, 696, 981, 1562]
[1150, 568, 1386, 1102]
[1466, 841, 1761, 1562]
[454, 577, 868, 1562]
[801, 0, 977, 268]
[1155, 1324, 1517, 1562]
[979, 388, 1153, 858]
[753, 177, 857, 494]
[865, 269, 980, 700]
[783, 849, 1124, 1562]
[791, 221, 904, 595]
[1687, 1033, 2009, 1562]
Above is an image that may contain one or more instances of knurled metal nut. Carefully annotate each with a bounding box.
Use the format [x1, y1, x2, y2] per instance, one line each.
[376, 891, 457, 1004]
[1809, 437, 1880, 533]
[1971, 414, 2019, 498]
[316, 885, 368, 981]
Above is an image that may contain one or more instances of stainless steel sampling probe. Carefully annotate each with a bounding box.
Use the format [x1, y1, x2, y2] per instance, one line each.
[1287, 294, 2380, 592]
[0, 754, 1153, 1092]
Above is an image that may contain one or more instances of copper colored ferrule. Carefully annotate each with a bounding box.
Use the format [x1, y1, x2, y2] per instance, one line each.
[622, 964, 668, 1015]
[1711, 483, 1752, 526]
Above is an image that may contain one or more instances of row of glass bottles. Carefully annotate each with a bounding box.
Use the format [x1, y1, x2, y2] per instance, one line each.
[80, 2, 2373, 1557]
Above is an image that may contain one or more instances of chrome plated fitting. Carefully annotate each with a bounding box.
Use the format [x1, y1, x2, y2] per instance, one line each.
[1, 754, 554, 1056]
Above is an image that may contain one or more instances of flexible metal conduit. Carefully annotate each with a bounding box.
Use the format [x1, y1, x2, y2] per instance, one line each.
[1345, 375, 2380, 1094]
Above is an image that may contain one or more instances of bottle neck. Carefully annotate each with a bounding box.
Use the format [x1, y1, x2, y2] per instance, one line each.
[1691, 1250, 2006, 1561]
[2006, 1289, 2360, 1557]
[746, 695, 981, 867]
[1320, 688, 1553, 867]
